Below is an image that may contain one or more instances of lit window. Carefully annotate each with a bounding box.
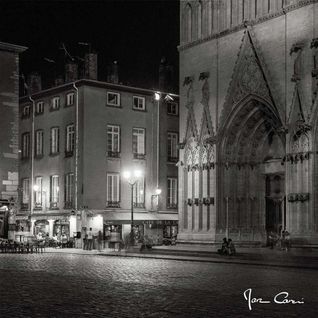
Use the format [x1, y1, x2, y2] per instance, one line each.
[107, 125, 120, 154]
[50, 127, 60, 154]
[167, 102, 178, 115]
[50, 175, 59, 207]
[65, 173, 74, 208]
[22, 132, 30, 159]
[167, 178, 178, 208]
[51, 97, 60, 110]
[132, 128, 145, 155]
[35, 130, 44, 157]
[133, 177, 145, 208]
[167, 132, 178, 162]
[133, 96, 145, 110]
[66, 124, 75, 154]
[34, 176, 43, 207]
[36, 101, 44, 114]
[107, 173, 120, 206]
[107, 92, 120, 106]
[22, 178, 30, 205]
[66, 93, 75, 106]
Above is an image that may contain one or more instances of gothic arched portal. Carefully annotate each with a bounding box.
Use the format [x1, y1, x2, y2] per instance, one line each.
[218, 96, 285, 243]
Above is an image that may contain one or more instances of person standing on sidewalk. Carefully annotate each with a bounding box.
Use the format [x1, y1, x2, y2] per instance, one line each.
[97, 230, 103, 252]
[284, 230, 291, 251]
[87, 228, 93, 250]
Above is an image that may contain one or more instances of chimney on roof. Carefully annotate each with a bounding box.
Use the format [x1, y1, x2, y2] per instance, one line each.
[84, 53, 98, 80]
[54, 76, 64, 87]
[107, 61, 119, 84]
[158, 57, 173, 92]
[65, 62, 78, 83]
[27, 72, 42, 94]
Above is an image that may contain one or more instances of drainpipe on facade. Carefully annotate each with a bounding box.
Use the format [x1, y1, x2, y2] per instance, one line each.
[73, 82, 79, 213]
[29, 95, 35, 234]
[73, 82, 80, 248]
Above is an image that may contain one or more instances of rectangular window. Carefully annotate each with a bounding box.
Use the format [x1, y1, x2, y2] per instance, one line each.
[167, 102, 178, 115]
[50, 175, 59, 208]
[65, 124, 75, 154]
[132, 128, 145, 156]
[133, 177, 145, 208]
[34, 176, 43, 208]
[50, 127, 60, 154]
[107, 125, 120, 155]
[35, 130, 44, 157]
[36, 101, 44, 114]
[22, 178, 30, 205]
[167, 132, 178, 162]
[51, 97, 60, 110]
[167, 177, 178, 208]
[22, 105, 31, 118]
[107, 92, 120, 107]
[66, 92, 75, 106]
[133, 96, 145, 110]
[107, 173, 120, 206]
[22, 132, 30, 159]
[64, 173, 74, 209]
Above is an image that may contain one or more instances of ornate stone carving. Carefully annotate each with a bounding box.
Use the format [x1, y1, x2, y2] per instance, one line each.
[220, 30, 278, 128]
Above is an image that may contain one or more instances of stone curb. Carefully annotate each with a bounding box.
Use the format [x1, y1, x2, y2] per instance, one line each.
[43, 249, 318, 270]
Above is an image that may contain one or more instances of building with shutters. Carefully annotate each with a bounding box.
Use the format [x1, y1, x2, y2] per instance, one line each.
[0, 41, 27, 239]
[178, 0, 318, 246]
[18, 75, 179, 246]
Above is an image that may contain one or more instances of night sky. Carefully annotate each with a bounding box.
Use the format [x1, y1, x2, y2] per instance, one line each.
[0, 0, 180, 92]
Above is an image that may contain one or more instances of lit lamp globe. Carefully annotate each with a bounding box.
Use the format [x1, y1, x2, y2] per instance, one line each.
[154, 92, 160, 101]
[155, 188, 162, 195]
[33, 184, 39, 192]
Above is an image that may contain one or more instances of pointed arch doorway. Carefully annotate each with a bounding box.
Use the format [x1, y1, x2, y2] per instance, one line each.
[218, 96, 285, 243]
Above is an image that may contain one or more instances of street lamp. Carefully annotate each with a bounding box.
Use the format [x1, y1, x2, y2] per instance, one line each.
[123, 169, 143, 245]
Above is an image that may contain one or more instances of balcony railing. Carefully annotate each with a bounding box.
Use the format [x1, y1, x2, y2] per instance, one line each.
[107, 201, 120, 208]
[65, 150, 74, 158]
[64, 201, 74, 209]
[21, 203, 29, 210]
[107, 151, 120, 158]
[168, 156, 178, 163]
[34, 202, 43, 210]
[50, 202, 59, 210]
[133, 153, 145, 160]
[133, 202, 145, 208]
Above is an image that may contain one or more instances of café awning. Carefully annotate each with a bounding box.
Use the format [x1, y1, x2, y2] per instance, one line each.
[100, 211, 178, 222]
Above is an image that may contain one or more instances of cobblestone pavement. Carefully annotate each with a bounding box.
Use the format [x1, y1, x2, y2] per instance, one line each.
[0, 253, 317, 318]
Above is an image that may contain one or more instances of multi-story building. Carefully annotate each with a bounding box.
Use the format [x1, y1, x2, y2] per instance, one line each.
[18, 75, 179, 245]
[0, 41, 26, 239]
[178, 0, 318, 245]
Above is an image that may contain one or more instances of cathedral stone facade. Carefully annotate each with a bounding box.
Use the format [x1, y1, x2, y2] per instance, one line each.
[178, 0, 318, 245]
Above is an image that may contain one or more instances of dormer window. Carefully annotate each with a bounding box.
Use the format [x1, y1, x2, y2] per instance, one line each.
[133, 96, 145, 111]
[66, 93, 75, 106]
[107, 92, 120, 107]
[36, 101, 44, 114]
[167, 102, 178, 115]
[51, 97, 60, 110]
[22, 105, 31, 118]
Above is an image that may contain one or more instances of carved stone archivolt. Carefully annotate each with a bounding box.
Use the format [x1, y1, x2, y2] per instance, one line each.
[220, 29, 281, 128]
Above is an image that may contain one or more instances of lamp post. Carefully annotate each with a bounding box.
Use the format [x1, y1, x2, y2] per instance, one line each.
[123, 169, 143, 245]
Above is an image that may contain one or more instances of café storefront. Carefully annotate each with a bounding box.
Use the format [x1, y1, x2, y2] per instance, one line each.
[100, 211, 178, 245]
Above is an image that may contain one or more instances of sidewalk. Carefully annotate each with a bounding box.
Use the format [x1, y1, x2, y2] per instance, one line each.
[44, 245, 318, 270]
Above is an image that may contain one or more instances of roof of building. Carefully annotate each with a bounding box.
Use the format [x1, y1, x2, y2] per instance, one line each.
[20, 79, 179, 103]
[0, 41, 27, 53]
